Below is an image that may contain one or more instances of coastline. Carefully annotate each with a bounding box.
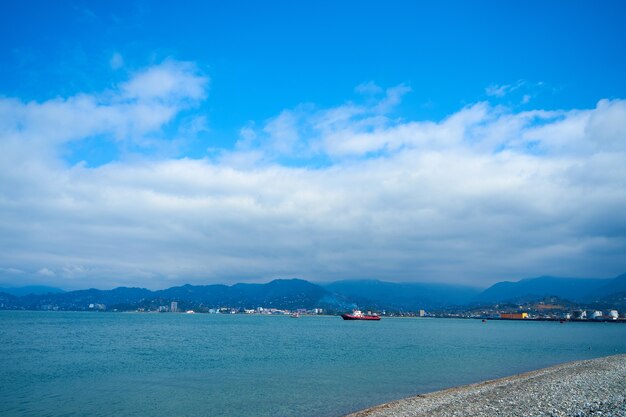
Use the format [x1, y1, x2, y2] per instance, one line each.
[345, 354, 626, 417]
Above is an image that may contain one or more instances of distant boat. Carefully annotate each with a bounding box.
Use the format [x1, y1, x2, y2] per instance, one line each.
[341, 310, 380, 321]
[186, 310, 195, 314]
[290, 313, 300, 318]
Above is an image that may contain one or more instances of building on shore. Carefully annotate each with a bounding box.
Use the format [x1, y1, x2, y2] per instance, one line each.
[170, 301, 178, 313]
[590, 310, 603, 320]
[499, 312, 529, 319]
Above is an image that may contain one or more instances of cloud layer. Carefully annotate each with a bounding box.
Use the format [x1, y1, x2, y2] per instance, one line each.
[1, 63, 625, 289]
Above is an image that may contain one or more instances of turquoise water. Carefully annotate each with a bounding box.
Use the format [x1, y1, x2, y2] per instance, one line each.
[1, 312, 625, 417]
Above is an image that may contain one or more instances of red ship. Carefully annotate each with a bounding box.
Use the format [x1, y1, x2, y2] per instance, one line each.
[341, 310, 381, 321]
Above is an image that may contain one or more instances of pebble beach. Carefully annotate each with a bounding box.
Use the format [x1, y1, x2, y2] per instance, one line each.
[345, 354, 626, 417]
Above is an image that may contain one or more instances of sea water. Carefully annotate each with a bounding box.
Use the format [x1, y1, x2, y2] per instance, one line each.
[1, 311, 625, 417]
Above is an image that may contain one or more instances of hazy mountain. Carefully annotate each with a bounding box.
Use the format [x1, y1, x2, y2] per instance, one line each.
[597, 273, 626, 297]
[0, 285, 65, 296]
[474, 274, 626, 304]
[0, 291, 16, 304]
[323, 280, 482, 310]
[155, 279, 329, 309]
[1, 279, 331, 311]
[595, 291, 626, 311]
[3, 278, 482, 311]
[15, 287, 153, 310]
[2, 274, 625, 312]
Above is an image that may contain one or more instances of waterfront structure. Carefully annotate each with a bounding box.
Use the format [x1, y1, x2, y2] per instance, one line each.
[170, 301, 178, 313]
[591, 310, 603, 320]
[499, 313, 529, 319]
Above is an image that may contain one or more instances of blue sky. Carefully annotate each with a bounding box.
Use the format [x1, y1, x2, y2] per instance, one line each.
[1, 1, 625, 289]
[3, 1, 625, 150]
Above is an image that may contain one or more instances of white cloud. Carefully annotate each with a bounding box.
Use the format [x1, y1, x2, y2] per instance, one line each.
[486, 84, 511, 97]
[355, 81, 384, 96]
[37, 268, 56, 277]
[486, 81, 547, 106]
[0, 268, 25, 275]
[0, 67, 625, 289]
[486, 80, 525, 97]
[121, 60, 207, 102]
[0, 60, 208, 173]
[110, 52, 124, 70]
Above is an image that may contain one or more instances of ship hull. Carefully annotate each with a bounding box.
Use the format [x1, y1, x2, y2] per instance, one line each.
[341, 314, 380, 321]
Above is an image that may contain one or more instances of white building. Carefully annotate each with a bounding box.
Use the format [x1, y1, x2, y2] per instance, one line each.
[170, 301, 178, 313]
[590, 310, 603, 320]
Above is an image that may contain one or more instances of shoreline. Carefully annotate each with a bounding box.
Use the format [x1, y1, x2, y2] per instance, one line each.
[344, 354, 626, 417]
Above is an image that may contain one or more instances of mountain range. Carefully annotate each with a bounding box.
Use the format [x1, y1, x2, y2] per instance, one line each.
[1, 273, 625, 312]
[474, 274, 626, 304]
[0, 285, 65, 296]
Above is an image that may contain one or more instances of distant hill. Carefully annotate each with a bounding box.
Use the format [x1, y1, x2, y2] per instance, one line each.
[595, 291, 626, 311]
[590, 273, 626, 310]
[598, 273, 626, 297]
[14, 287, 153, 310]
[0, 285, 65, 296]
[154, 279, 330, 309]
[474, 273, 626, 304]
[2, 274, 625, 312]
[2, 278, 481, 312]
[0, 279, 333, 311]
[323, 280, 482, 310]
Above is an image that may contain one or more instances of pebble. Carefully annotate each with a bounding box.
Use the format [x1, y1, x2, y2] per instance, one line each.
[345, 354, 626, 417]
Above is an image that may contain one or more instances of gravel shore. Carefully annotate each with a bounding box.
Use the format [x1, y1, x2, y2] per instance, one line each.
[345, 354, 626, 417]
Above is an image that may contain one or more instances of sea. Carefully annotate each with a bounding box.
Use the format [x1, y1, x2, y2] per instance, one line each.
[1, 311, 625, 417]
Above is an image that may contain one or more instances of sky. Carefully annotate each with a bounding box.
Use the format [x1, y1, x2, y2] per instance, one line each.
[1, 1, 625, 290]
